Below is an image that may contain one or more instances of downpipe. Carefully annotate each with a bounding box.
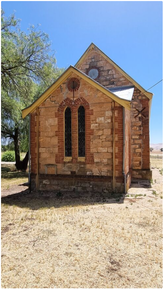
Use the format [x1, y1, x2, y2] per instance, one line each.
[123, 107, 126, 194]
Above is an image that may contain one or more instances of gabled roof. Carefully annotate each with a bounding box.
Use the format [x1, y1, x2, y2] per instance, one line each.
[75, 43, 153, 100]
[22, 65, 131, 119]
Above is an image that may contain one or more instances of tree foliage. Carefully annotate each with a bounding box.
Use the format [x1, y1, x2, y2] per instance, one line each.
[1, 10, 64, 170]
[1, 9, 63, 93]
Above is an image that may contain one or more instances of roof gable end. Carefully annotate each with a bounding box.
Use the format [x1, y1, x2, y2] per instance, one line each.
[75, 43, 153, 100]
[22, 66, 131, 118]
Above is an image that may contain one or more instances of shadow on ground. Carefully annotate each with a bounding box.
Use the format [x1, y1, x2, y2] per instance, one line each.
[1, 169, 152, 210]
[130, 179, 151, 188]
[1, 188, 126, 210]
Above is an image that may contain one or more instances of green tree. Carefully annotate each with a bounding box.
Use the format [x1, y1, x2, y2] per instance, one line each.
[1, 10, 64, 170]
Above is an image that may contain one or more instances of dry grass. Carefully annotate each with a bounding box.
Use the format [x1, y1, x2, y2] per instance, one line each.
[1, 156, 163, 288]
[1, 165, 28, 190]
[150, 151, 163, 169]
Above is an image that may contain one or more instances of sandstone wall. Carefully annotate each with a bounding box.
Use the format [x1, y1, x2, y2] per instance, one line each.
[30, 74, 124, 180]
[30, 46, 152, 191]
[76, 46, 132, 88]
[76, 46, 151, 179]
[131, 88, 150, 172]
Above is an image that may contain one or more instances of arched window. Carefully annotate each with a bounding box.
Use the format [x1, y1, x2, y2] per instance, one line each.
[65, 107, 72, 157]
[56, 97, 93, 164]
[78, 106, 85, 157]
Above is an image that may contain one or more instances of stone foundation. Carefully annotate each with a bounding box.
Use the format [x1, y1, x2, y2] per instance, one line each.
[31, 174, 125, 194]
[132, 169, 152, 180]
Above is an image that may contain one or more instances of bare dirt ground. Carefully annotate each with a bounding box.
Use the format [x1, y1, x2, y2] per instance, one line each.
[1, 183, 29, 197]
[1, 158, 163, 288]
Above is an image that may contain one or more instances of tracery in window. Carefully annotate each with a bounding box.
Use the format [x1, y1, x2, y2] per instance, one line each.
[78, 106, 85, 157]
[65, 107, 72, 157]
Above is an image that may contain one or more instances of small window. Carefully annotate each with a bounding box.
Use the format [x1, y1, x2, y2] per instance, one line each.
[78, 106, 85, 157]
[65, 107, 72, 157]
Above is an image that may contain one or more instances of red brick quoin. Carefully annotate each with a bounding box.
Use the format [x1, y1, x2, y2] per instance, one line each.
[55, 97, 94, 164]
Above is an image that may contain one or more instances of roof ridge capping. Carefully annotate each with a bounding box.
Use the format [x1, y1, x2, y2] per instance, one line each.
[75, 43, 153, 100]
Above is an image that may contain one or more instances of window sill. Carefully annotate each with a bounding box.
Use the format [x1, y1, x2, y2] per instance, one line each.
[63, 157, 85, 162]
[78, 157, 85, 162]
[64, 157, 72, 162]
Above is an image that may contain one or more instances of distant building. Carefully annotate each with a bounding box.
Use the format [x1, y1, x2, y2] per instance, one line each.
[22, 43, 153, 193]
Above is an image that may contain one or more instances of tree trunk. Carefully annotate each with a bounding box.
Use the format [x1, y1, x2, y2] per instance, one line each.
[14, 127, 28, 171]
[14, 127, 20, 168]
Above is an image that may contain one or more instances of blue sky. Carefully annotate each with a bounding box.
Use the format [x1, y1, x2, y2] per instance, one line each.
[2, 1, 162, 144]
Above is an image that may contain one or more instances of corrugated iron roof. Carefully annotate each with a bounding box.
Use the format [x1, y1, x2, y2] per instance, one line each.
[107, 85, 134, 101]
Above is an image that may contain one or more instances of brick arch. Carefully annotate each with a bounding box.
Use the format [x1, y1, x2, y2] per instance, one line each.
[74, 96, 90, 109]
[57, 97, 74, 112]
[57, 96, 90, 111]
[55, 97, 94, 164]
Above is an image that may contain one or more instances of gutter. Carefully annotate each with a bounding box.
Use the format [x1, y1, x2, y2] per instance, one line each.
[123, 107, 126, 194]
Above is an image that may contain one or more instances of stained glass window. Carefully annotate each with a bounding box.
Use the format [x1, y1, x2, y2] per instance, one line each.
[78, 106, 85, 157]
[65, 107, 72, 157]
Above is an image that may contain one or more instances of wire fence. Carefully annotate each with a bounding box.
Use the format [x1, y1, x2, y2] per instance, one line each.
[150, 154, 163, 159]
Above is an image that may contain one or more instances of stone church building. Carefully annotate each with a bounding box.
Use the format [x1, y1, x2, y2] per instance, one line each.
[22, 43, 153, 193]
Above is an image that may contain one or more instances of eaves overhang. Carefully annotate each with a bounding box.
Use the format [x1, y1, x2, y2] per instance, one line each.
[75, 43, 153, 101]
[22, 66, 131, 119]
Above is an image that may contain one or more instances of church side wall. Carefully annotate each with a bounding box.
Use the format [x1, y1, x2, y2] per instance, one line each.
[131, 88, 151, 180]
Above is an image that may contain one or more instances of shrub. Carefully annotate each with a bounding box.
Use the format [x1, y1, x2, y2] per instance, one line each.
[159, 169, 163, 175]
[152, 190, 157, 196]
[1, 151, 15, 162]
